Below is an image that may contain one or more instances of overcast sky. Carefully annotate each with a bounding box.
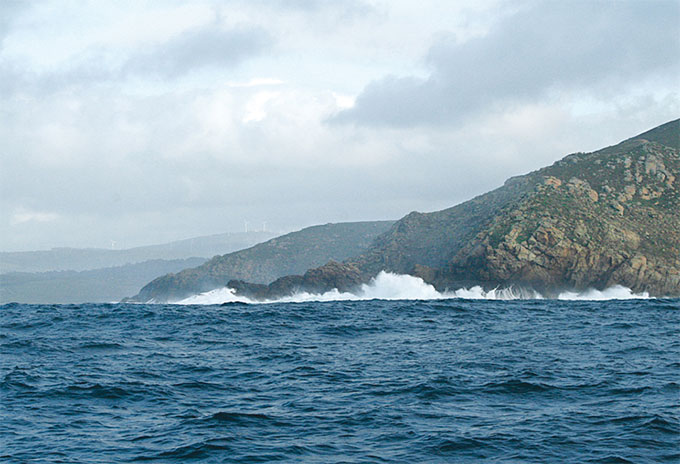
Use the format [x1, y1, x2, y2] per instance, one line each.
[1, 0, 678, 251]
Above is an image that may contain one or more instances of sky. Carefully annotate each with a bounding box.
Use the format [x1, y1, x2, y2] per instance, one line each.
[1, 0, 678, 251]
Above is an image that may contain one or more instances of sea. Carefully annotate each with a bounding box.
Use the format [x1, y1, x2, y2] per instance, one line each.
[2, 289, 679, 462]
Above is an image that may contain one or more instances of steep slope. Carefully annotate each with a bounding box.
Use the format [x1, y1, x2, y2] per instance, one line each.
[232, 119, 679, 299]
[128, 221, 394, 302]
[434, 123, 679, 295]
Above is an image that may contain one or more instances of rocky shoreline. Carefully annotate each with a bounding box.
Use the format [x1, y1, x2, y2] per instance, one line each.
[226, 120, 680, 300]
[130, 119, 680, 302]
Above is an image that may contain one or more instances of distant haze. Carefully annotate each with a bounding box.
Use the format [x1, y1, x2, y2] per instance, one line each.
[1, 0, 678, 251]
[0, 231, 274, 273]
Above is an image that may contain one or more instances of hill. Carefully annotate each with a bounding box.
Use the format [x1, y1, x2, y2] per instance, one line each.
[0, 258, 206, 304]
[0, 231, 274, 273]
[127, 221, 395, 302]
[231, 119, 679, 299]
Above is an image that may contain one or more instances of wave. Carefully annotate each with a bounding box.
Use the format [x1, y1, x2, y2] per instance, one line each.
[557, 285, 650, 300]
[176, 272, 652, 305]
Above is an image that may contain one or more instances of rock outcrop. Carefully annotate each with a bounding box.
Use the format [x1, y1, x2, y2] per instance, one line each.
[433, 124, 680, 296]
[230, 119, 679, 299]
[227, 261, 364, 300]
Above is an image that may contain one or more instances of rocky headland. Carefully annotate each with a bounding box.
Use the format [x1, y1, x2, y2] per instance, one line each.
[228, 119, 680, 299]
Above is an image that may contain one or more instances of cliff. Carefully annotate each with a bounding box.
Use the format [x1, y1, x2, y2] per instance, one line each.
[232, 119, 679, 299]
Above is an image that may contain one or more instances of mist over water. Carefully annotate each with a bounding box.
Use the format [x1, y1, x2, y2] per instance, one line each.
[177, 271, 651, 305]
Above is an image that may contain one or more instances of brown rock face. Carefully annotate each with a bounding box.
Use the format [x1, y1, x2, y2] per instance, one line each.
[346, 119, 680, 297]
[228, 261, 364, 300]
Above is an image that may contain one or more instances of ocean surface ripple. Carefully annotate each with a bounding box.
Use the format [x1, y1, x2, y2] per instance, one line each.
[2, 299, 679, 463]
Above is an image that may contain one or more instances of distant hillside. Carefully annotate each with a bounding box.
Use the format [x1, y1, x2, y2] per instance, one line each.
[0, 258, 206, 304]
[127, 221, 394, 302]
[231, 119, 680, 299]
[0, 231, 274, 273]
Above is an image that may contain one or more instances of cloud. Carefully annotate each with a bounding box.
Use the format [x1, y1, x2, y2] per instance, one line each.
[1, 79, 676, 250]
[243, 91, 281, 122]
[332, 0, 680, 127]
[123, 22, 273, 78]
[249, 0, 376, 18]
[10, 208, 59, 226]
[224, 78, 284, 87]
[1, 0, 677, 251]
[0, 17, 281, 98]
[0, 20, 274, 96]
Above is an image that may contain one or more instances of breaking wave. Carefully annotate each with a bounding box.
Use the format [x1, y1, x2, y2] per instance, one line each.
[176, 272, 651, 305]
[557, 285, 650, 300]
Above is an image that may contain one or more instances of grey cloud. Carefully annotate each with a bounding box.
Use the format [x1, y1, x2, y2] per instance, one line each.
[123, 22, 273, 78]
[0, 21, 274, 96]
[2, 0, 678, 251]
[332, 0, 680, 127]
[1, 82, 676, 250]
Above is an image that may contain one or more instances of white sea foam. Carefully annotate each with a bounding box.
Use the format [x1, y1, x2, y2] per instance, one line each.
[557, 285, 650, 300]
[175, 271, 652, 305]
[177, 287, 251, 304]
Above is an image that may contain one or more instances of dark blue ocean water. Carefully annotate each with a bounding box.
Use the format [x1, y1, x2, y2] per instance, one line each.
[1, 299, 679, 463]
